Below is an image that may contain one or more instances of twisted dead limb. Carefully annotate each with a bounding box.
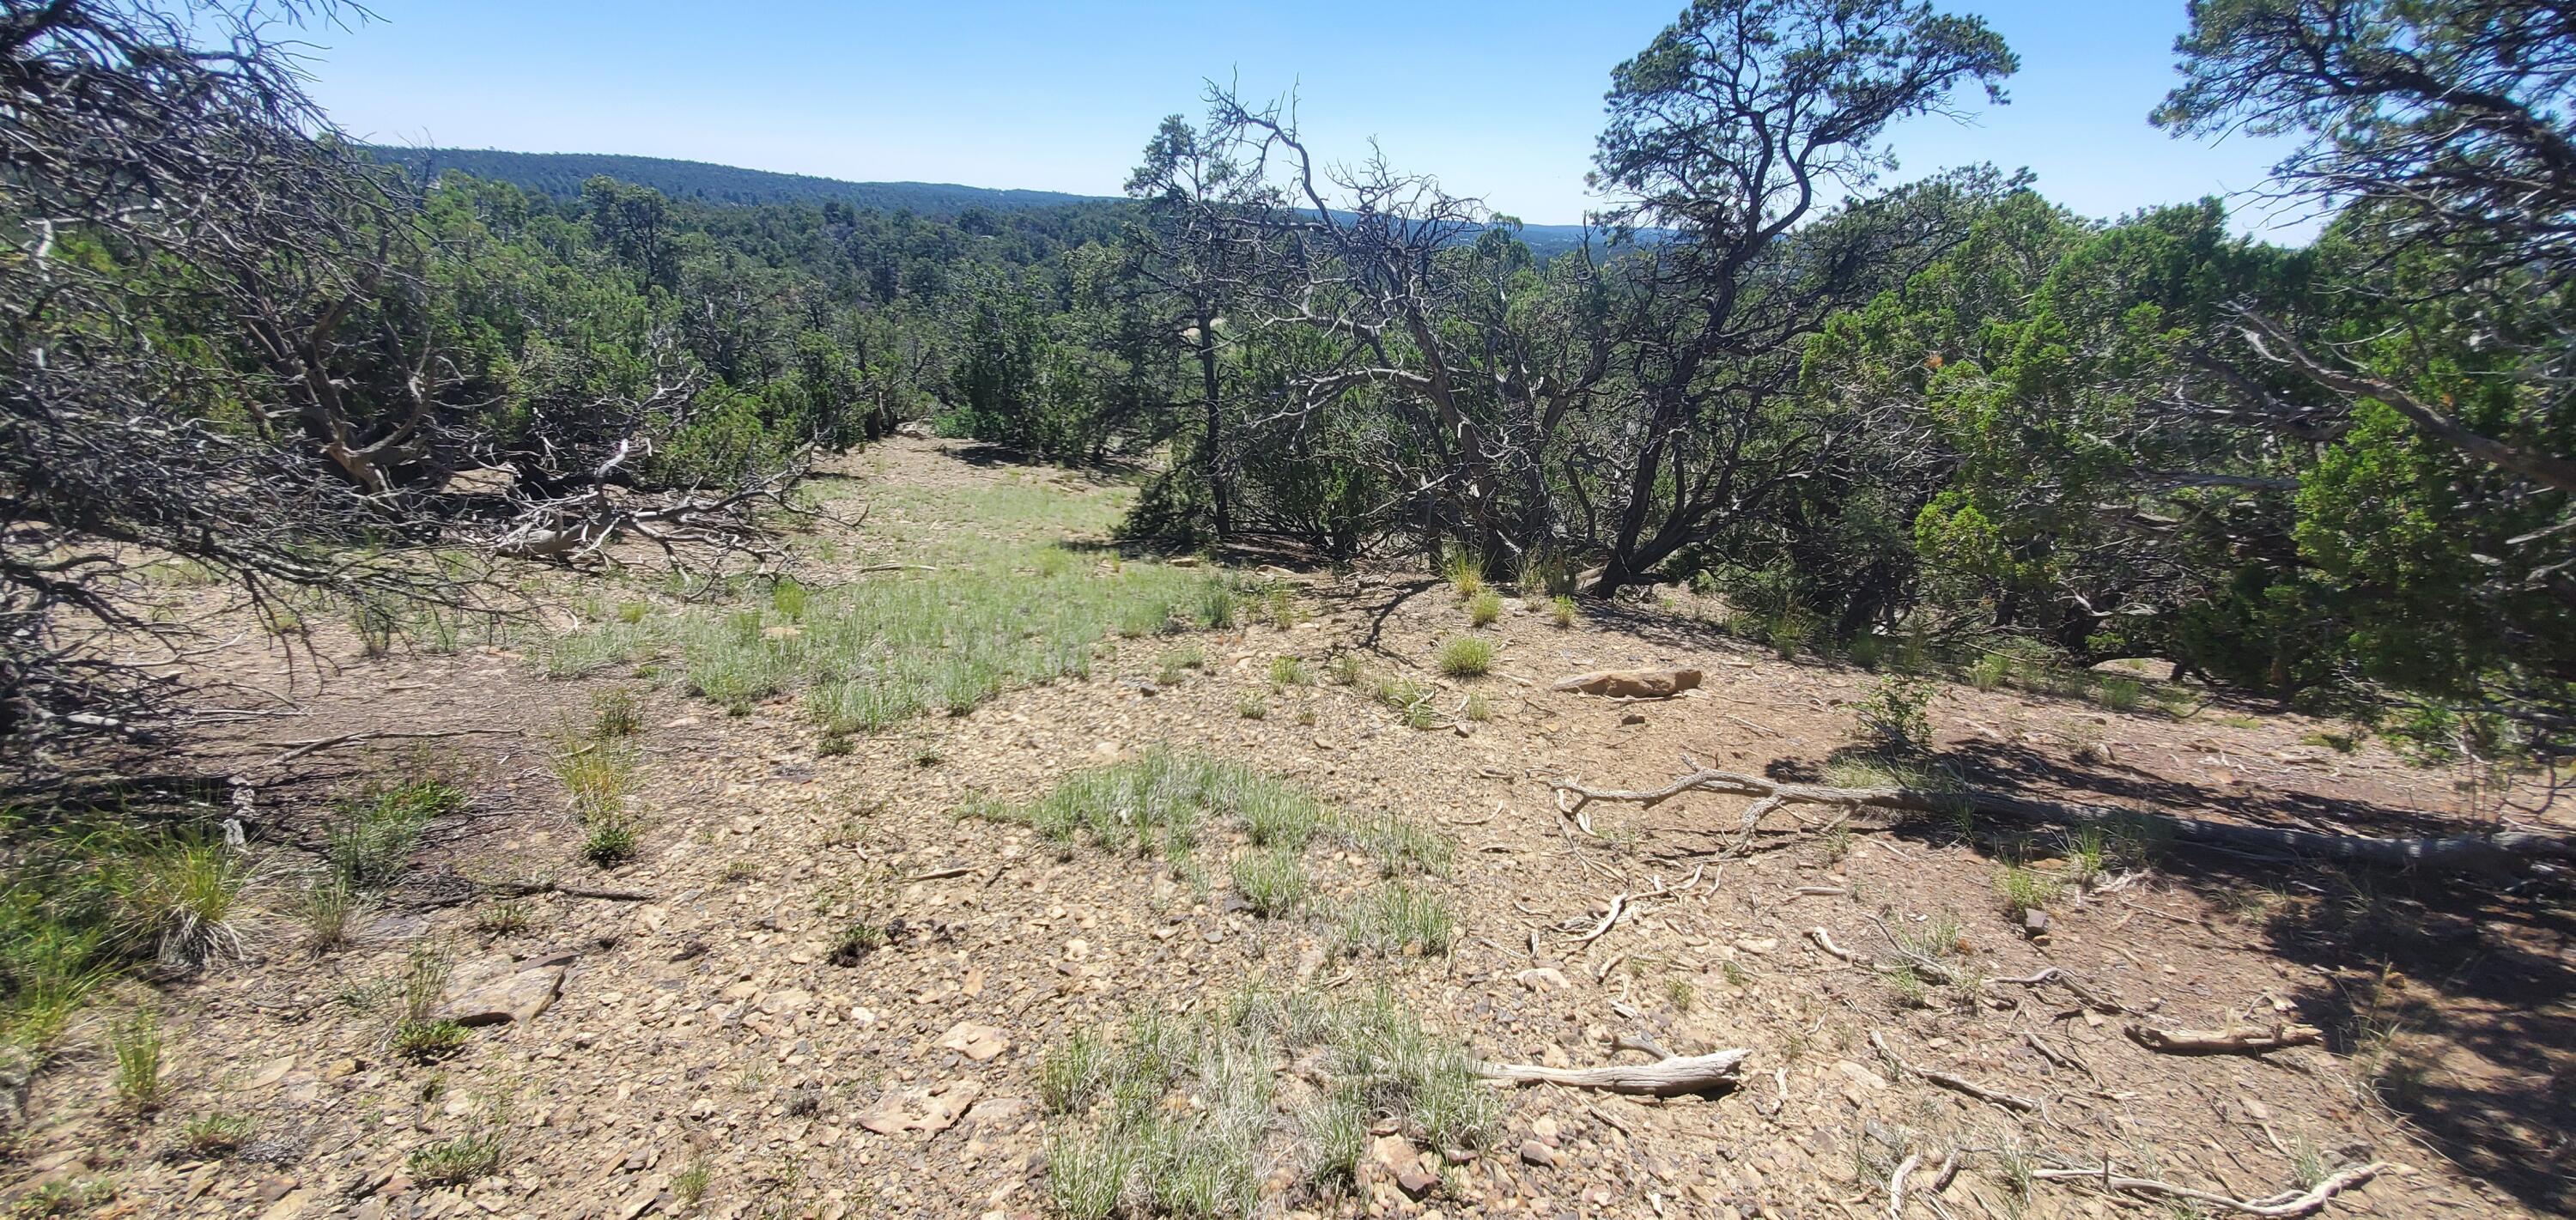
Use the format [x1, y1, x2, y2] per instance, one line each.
[1473, 1046, 1751, 1096]
[2032, 1161, 2384, 1217]
[1870, 1030, 2041, 1114]
[2125, 1022, 2322, 1055]
[1548, 765, 2575, 876]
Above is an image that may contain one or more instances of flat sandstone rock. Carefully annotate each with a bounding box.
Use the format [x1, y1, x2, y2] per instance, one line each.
[434, 951, 574, 1026]
[1551, 667, 1704, 698]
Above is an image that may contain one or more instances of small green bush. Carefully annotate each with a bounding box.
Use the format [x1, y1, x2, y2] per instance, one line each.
[1436, 636, 1494, 677]
[392, 1018, 470, 1062]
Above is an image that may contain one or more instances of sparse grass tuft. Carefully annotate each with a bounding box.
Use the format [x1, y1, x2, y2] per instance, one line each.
[589, 688, 644, 737]
[2066, 826, 2109, 889]
[107, 1009, 163, 1112]
[473, 898, 532, 938]
[673, 1161, 713, 1208]
[1466, 589, 1503, 627]
[1236, 692, 1268, 719]
[2097, 677, 2142, 713]
[1230, 849, 1307, 917]
[1039, 983, 1492, 1213]
[181, 1112, 254, 1157]
[392, 1017, 469, 1062]
[1443, 549, 1485, 599]
[327, 778, 460, 893]
[1994, 865, 2062, 918]
[1436, 635, 1494, 677]
[1351, 813, 1453, 877]
[300, 879, 356, 955]
[1548, 594, 1577, 628]
[1267, 655, 1310, 688]
[405, 1101, 511, 1186]
[973, 750, 1331, 865]
[112, 836, 255, 967]
[1337, 883, 1455, 957]
[581, 817, 639, 867]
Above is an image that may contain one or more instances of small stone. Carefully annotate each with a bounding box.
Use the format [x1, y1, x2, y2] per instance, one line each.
[1370, 1133, 1419, 1183]
[1396, 1166, 1440, 1198]
[2022, 909, 2051, 938]
[1519, 1140, 1559, 1168]
[1530, 1116, 1561, 1145]
[1620, 712, 1647, 725]
[938, 1021, 1010, 1062]
[1516, 968, 1571, 992]
[760, 988, 813, 1016]
[236, 1056, 295, 1090]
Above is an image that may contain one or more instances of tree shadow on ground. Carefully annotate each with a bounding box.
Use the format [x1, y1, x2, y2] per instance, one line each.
[1941, 737, 2481, 841]
[1833, 741, 2576, 1213]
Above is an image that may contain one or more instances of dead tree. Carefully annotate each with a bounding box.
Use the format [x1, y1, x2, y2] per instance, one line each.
[1193, 87, 1616, 570]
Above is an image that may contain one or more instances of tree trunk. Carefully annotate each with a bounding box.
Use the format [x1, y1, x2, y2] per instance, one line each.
[1194, 309, 1229, 541]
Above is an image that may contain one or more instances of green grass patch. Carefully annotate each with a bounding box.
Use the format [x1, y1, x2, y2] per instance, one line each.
[1039, 984, 1494, 1216]
[1336, 883, 1455, 957]
[1436, 636, 1494, 677]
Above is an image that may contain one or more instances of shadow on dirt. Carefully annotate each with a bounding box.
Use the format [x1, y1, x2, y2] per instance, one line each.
[1883, 740, 2576, 1212]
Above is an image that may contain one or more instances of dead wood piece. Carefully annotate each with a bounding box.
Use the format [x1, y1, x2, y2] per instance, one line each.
[2124, 1022, 2322, 1056]
[1551, 668, 1704, 699]
[1989, 967, 2132, 1015]
[1473, 1048, 1751, 1096]
[1547, 765, 2574, 876]
[1885, 1150, 1923, 1220]
[2032, 1162, 2384, 1217]
[1807, 926, 1858, 962]
[270, 726, 512, 763]
[1870, 1031, 2040, 1114]
[490, 880, 654, 902]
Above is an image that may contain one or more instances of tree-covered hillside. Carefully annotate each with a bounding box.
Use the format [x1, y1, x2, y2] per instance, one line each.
[358, 146, 1108, 213]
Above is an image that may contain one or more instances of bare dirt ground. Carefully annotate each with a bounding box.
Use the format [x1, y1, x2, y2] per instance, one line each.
[9, 435, 2571, 1219]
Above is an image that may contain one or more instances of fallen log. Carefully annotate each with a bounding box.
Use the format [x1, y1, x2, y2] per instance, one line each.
[1473, 1047, 1750, 1096]
[2124, 1022, 2322, 1055]
[1548, 765, 2575, 876]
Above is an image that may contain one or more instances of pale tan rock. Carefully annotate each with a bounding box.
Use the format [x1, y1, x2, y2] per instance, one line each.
[855, 1080, 983, 1135]
[434, 951, 574, 1026]
[1516, 967, 1571, 992]
[937, 1021, 1010, 1062]
[1550, 668, 1704, 698]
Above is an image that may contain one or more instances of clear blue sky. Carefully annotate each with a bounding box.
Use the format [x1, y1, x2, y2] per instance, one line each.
[299, 0, 2311, 237]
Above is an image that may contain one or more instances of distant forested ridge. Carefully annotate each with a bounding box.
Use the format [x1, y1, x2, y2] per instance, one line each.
[359, 145, 1615, 258]
[357, 146, 1109, 214]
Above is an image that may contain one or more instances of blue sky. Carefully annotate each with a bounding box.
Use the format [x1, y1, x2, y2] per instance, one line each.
[300, 0, 2312, 237]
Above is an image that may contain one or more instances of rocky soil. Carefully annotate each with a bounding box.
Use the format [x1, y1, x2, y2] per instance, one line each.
[6, 435, 2568, 1220]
